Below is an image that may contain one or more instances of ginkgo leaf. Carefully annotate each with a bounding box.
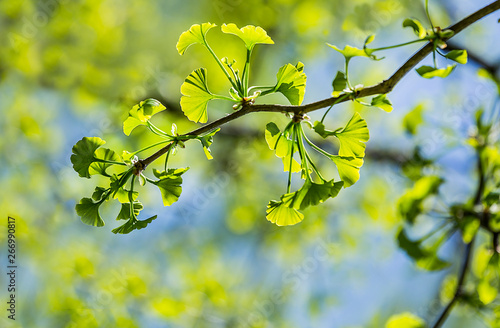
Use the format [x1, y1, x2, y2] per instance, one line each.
[330, 156, 364, 187]
[151, 168, 189, 206]
[416, 65, 456, 79]
[334, 112, 369, 157]
[274, 62, 307, 105]
[312, 121, 342, 138]
[385, 312, 426, 328]
[112, 215, 158, 234]
[109, 174, 138, 204]
[89, 148, 121, 176]
[397, 228, 450, 271]
[266, 198, 304, 226]
[403, 104, 425, 135]
[445, 49, 467, 64]
[332, 71, 347, 97]
[265, 122, 300, 172]
[221, 23, 274, 50]
[402, 18, 427, 39]
[371, 94, 393, 112]
[75, 197, 105, 227]
[71, 137, 106, 178]
[398, 176, 443, 224]
[198, 128, 220, 160]
[123, 98, 166, 136]
[116, 201, 144, 221]
[284, 179, 344, 210]
[176, 22, 217, 55]
[180, 68, 215, 123]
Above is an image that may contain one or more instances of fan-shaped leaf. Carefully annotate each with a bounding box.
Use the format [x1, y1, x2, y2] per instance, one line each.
[151, 168, 189, 206]
[274, 62, 307, 105]
[180, 68, 215, 123]
[123, 98, 166, 136]
[266, 198, 304, 226]
[335, 112, 369, 157]
[221, 23, 274, 50]
[71, 137, 106, 178]
[75, 197, 105, 227]
[403, 18, 427, 39]
[176, 22, 216, 55]
[416, 65, 456, 79]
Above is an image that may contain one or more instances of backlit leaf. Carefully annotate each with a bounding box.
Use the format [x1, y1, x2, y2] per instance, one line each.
[274, 62, 307, 105]
[198, 128, 220, 160]
[332, 71, 347, 97]
[371, 94, 393, 112]
[402, 18, 427, 39]
[123, 98, 166, 136]
[398, 176, 443, 224]
[112, 215, 158, 234]
[75, 197, 105, 227]
[403, 104, 425, 135]
[416, 65, 456, 79]
[284, 179, 344, 210]
[445, 49, 467, 64]
[266, 198, 304, 226]
[71, 137, 106, 178]
[176, 22, 216, 55]
[180, 68, 215, 123]
[397, 228, 450, 271]
[116, 201, 144, 221]
[265, 122, 301, 172]
[335, 112, 369, 157]
[385, 312, 426, 328]
[89, 148, 121, 176]
[330, 156, 364, 187]
[221, 23, 274, 50]
[151, 168, 189, 206]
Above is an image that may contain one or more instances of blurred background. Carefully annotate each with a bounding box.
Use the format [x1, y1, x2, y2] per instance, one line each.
[0, 0, 499, 327]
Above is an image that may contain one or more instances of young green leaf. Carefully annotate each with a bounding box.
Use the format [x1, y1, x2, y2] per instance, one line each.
[397, 228, 450, 271]
[403, 104, 425, 135]
[265, 122, 300, 172]
[273, 62, 307, 105]
[332, 71, 347, 97]
[176, 22, 217, 55]
[89, 148, 121, 176]
[457, 216, 480, 244]
[221, 23, 274, 50]
[116, 201, 144, 221]
[445, 49, 468, 64]
[402, 18, 427, 39]
[198, 128, 220, 160]
[330, 156, 364, 187]
[75, 197, 105, 227]
[180, 68, 215, 123]
[71, 137, 106, 178]
[398, 176, 443, 224]
[266, 198, 304, 226]
[123, 99, 166, 136]
[328, 44, 371, 59]
[92, 187, 109, 202]
[385, 312, 427, 328]
[312, 121, 341, 138]
[283, 179, 344, 210]
[416, 65, 456, 79]
[334, 112, 369, 157]
[151, 168, 189, 206]
[112, 215, 158, 234]
[371, 94, 393, 112]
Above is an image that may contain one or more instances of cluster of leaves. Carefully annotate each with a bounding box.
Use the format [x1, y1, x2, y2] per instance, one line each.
[71, 99, 218, 234]
[71, 10, 472, 233]
[395, 105, 500, 321]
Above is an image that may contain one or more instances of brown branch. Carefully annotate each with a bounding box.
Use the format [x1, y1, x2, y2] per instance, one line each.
[137, 0, 500, 169]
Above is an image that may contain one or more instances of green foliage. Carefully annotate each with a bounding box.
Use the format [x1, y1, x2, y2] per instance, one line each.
[416, 65, 456, 79]
[385, 312, 427, 328]
[403, 104, 425, 135]
[397, 228, 450, 271]
[75, 197, 106, 227]
[403, 18, 427, 39]
[123, 98, 166, 135]
[71, 137, 107, 178]
[273, 62, 307, 105]
[398, 176, 443, 224]
[371, 94, 393, 112]
[180, 68, 215, 123]
[151, 168, 189, 206]
[176, 22, 217, 55]
[221, 23, 274, 50]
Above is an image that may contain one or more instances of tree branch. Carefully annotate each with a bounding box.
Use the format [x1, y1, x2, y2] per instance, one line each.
[137, 0, 500, 169]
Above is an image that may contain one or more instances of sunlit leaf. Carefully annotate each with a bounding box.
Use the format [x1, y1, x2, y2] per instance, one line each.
[330, 156, 364, 187]
[445, 49, 467, 64]
[332, 71, 347, 97]
[116, 201, 144, 221]
[416, 65, 456, 79]
[335, 112, 369, 157]
[371, 94, 393, 112]
[75, 197, 105, 227]
[180, 68, 215, 123]
[274, 62, 307, 105]
[265, 122, 301, 172]
[109, 174, 138, 204]
[266, 198, 304, 226]
[398, 176, 443, 224]
[89, 148, 121, 176]
[151, 168, 189, 206]
[402, 18, 427, 39]
[123, 99, 166, 136]
[328, 44, 370, 59]
[71, 137, 106, 178]
[176, 22, 216, 55]
[385, 312, 426, 328]
[284, 179, 344, 210]
[221, 23, 274, 50]
[198, 128, 220, 160]
[478, 280, 497, 305]
[112, 215, 158, 234]
[403, 104, 425, 135]
[458, 216, 480, 244]
[397, 228, 450, 271]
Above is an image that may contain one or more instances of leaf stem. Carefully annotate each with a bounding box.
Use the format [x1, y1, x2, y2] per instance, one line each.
[371, 39, 427, 52]
[243, 49, 251, 97]
[286, 125, 296, 194]
[320, 94, 350, 123]
[204, 42, 241, 95]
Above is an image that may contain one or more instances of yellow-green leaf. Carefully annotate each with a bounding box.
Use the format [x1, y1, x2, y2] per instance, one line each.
[221, 23, 274, 50]
[416, 65, 456, 79]
[331, 156, 364, 187]
[385, 312, 426, 328]
[371, 94, 393, 112]
[335, 112, 369, 157]
[176, 22, 216, 55]
[274, 62, 307, 105]
[123, 98, 166, 136]
[266, 198, 304, 226]
[180, 68, 215, 123]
